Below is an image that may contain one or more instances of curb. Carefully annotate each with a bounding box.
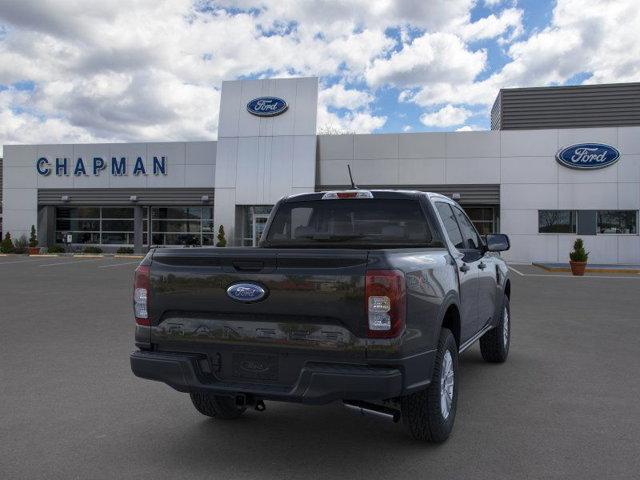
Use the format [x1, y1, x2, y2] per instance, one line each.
[533, 263, 640, 274]
[114, 255, 145, 259]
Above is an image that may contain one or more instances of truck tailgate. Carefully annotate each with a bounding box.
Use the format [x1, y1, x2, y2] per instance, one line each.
[147, 248, 369, 384]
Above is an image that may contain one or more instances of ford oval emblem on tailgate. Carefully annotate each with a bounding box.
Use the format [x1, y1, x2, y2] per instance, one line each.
[226, 283, 267, 303]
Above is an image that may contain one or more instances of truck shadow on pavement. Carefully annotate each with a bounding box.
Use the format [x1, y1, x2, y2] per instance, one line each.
[136, 349, 506, 477]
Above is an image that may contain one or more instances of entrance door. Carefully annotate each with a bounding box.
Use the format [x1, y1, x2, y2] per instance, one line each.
[252, 213, 270, 246]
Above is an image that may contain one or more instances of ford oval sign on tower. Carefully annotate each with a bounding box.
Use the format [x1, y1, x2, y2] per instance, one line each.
[247, 97, 288, 117]
[556, 143, 620, 170]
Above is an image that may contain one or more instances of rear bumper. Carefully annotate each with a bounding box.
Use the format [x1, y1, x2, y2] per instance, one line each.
[130, 350, 430, 404]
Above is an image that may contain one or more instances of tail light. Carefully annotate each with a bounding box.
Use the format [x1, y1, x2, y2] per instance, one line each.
[365, 270, 406, 338]
[133, 265, 150, 326]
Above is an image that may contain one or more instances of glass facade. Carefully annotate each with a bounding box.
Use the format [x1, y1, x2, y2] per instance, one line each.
[539, 210, 638, 235]
[239, 205, 273, 246]
[55, 207, 145, 245]
[150, 206, 214, 246]
[538, 210, 577, 233]
[597, 210, 638, 234]
[55, 206, 214, 246]
[464, 207, 497, 235]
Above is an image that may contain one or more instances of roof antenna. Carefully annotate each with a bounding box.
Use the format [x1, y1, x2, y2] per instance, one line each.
[347, 164, 358, 189]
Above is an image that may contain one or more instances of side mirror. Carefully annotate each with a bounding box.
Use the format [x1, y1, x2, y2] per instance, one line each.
[485, 233, 510, 252]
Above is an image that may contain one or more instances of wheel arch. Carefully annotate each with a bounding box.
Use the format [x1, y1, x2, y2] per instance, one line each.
[504, 279, 511, 300]
[440, 302, 461, 348]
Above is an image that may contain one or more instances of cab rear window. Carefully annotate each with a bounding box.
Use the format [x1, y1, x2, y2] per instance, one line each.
[264, 199, 441, 247]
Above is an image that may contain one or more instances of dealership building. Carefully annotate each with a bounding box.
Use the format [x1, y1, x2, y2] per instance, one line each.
[1, 78, 639, 264]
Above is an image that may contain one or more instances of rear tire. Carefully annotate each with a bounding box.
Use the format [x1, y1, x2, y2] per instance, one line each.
[480, 296, 511, 363]
[401, 328, 458, 443]
[190, 392, 246, 419]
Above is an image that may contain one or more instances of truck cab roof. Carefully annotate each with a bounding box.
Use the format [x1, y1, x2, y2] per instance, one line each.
[283, 189, 450, 203]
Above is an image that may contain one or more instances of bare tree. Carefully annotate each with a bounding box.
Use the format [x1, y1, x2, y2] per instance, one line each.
[317, 123, 355, 135]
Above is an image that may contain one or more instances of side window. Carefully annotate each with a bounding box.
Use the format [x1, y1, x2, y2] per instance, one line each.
[435, 203, 465, 249]
[452, 206, 482, 250]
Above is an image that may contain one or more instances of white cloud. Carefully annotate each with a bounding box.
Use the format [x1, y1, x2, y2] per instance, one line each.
[404, 0, 640, 110]
[420, 105, 472, 127]
[402, 125, 413, 132]
[456, 125, 484, 131]
[459, 7, 523, 42]
[366, 32, 486, 88]
[319, 84, 373, 110]
[484, 0, 507, 7]
[0, 0, 638, 149]
[317, 82, 384, 133]
[317, 106, 386, 134]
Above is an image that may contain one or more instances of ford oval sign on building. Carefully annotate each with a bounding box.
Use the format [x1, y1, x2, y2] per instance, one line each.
[247, 97, 288, 117]
[226, 283, 268, 303]
[556, 143, 620, 170]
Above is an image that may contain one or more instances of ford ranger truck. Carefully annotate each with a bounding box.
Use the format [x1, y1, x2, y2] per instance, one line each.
[130, 190, 511, 442]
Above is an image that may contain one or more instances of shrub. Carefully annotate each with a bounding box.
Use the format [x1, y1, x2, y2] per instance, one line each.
[569, 238, 589, 262]
[83, 246, 103, 254]
[1, 233, 15, 253]
[116, 247, 135, 254]
[216, 225, 227, 247]
[14, 235, 29, 254]
[47, 245, 65, 254]
[29, 225, 38, 248]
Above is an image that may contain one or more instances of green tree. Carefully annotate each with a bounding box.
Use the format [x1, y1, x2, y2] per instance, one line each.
[29, 225, 38, 248]
[1, 232, 15, 254]
[216, 225, 227, 247]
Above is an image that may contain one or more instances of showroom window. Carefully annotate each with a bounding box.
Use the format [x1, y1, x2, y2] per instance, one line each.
[465, 207, 496, 235]
[150, 206, 214, 246]
[538, 210, 577, 233]
[597, 210, 638, 234]
[56, 207, 145, 245]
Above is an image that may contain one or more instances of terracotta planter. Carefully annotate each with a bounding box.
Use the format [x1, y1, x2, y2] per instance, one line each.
[569, 260, 587, 276]
[28, 246, 41, 255]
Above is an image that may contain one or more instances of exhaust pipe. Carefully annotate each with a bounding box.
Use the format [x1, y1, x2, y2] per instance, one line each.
[343, 400, 400, 423]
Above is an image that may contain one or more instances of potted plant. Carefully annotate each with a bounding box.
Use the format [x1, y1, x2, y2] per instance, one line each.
[569, 238, 589, 276]
[216, 225, 227, 247]
[28, 225, 40, 255]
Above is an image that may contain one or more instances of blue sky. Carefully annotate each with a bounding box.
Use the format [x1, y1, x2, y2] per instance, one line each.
[0, 0, 638, 151]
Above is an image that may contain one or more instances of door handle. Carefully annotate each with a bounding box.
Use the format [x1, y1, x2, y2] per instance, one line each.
[459, 263, 470, 273]
[478, 261, 486, 270]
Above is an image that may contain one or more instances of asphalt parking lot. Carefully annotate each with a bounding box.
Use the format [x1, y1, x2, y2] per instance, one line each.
[1, 256, 640, 479]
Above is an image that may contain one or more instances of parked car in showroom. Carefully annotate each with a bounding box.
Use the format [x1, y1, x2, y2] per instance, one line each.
[130, 190, 511, 442]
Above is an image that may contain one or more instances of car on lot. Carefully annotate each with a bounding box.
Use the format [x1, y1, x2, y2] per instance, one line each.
[130, 190, 511, 442]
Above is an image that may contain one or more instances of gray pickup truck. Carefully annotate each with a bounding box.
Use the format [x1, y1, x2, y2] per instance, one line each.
[130, 190, 511, 442]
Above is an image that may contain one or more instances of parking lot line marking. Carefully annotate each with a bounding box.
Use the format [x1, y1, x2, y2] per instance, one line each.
[98, 261, 141, 268]
[508, 266, 525, 276]
[38, 259, 103, 267]
[0, 257, 55, 266]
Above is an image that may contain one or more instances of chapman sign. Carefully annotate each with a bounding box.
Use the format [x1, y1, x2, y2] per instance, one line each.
[36, 156, 168, 177]
[556, 143, 620, 170]
[246, 97, 288, 117]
